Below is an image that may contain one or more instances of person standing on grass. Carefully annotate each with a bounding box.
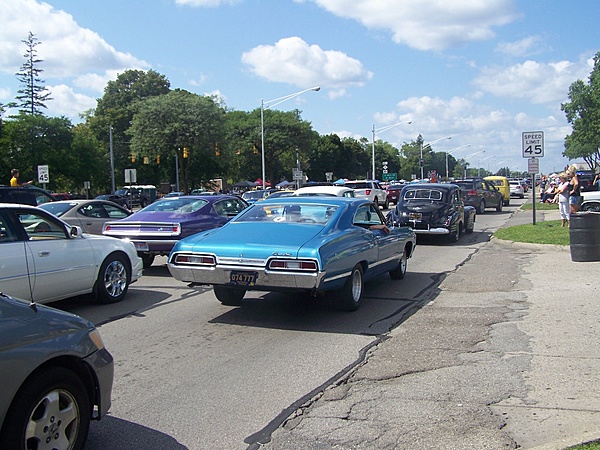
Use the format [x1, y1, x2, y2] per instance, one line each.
[567, 165, 581, 213]
[554, 173, 570, 227]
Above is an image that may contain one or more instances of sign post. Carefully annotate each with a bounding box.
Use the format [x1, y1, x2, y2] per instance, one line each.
[522, 131, 544, 225]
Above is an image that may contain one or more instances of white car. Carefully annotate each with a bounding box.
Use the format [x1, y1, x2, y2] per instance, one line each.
[0, 203, 143, 304]
[293, 186, 355, 197]
[509, 180, 525, 198]
[343, 180, 389, 208]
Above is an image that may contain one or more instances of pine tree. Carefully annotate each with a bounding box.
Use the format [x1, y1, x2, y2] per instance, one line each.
[15, 31, 52, 115]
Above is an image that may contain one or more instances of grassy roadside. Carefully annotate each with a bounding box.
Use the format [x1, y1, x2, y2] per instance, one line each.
[494, 201, 570, 245]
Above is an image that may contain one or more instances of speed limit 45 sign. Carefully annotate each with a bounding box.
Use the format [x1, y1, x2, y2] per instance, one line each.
[522, 131, 544, 158]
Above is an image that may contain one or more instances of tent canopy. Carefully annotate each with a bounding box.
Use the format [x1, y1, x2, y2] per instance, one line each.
[233, 180, 257, 188]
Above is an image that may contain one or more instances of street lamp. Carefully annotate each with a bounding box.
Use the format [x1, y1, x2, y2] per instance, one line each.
[478, 154, 495, 177]
[371, 120, 412, 180]
[421, 136, 451, 179]
[445, 144, 470, 179]
[260, 86, 320, 190]
[463, 150, 485, 177]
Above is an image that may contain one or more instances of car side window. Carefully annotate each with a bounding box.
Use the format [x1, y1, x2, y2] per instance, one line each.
[105, 204, 129, 219]
[79, 204, 109, 218]
[17, 211, 68, 240]
[353, 204, 383, 228]
[215, 199, 247, 217]
[0, 213, 18, 243]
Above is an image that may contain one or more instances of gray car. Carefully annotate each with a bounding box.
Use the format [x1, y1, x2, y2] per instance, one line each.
[40, 199, 131, 235]
[0, 292, 114, 449]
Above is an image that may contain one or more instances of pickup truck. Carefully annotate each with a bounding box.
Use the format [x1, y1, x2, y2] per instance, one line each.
[114, 187, 150, 208]
[344, 180, 389, 209]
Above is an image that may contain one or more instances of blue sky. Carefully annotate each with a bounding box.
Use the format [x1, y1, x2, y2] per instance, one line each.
[1, 0, 598, 176]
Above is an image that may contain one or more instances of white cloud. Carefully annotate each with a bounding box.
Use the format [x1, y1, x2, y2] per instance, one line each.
[47, 84, 97, 117]
[472, 55, 594, 105]
[495, 36, 545, 57]
[0, 0, 149, 77]
[241, 37, 373, 91]
[308, 0, 521, 51]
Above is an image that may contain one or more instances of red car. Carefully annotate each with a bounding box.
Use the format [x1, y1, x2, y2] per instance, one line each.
[386, 184, 404, 205]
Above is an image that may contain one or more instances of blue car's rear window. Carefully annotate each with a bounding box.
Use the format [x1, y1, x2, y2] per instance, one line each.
[235, 203, 338, 225]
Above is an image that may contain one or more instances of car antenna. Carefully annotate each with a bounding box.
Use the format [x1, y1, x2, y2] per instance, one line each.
[23, 239, 37, 310]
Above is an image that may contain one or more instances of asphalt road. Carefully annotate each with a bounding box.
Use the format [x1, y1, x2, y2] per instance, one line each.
[50, 196, 527, 450]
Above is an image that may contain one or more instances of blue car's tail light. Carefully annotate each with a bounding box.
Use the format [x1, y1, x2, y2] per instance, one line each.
[173, 254, 216, 266]
[267, 259, 318, 272]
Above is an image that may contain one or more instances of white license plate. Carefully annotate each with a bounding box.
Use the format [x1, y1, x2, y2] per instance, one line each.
[134, 242, 149, 252]
[409, 212, 422, 220]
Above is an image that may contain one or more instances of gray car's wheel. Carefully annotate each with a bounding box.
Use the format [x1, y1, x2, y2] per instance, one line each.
[383, 197, 389, 210]
[389, 249, 407, 280]
[96, 253, 130, 303]
[1, 366, 91, 450]
[335, 264, 364, 311]
[478, 200, 486, 214]
[496, 198, 503, 212]
[213, 285, 245, 306]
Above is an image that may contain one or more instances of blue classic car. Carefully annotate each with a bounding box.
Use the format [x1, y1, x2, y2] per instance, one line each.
[389, 183, 476, 242]
[102, 195, 248, 268]
[168, 197, 417, 311]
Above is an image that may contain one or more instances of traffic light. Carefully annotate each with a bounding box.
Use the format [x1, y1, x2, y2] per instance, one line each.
[156, 155, 160, 164]
[131, 153, 135, 162]
[183, 147, 189, 158]
[215, 143, 220, 157]
[143, 156, 149, 164]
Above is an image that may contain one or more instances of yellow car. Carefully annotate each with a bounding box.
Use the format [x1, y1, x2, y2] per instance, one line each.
[484, 176, 510, 206]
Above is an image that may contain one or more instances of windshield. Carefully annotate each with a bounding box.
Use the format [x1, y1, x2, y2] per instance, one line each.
[234, 203, 338, 225]
[403, 189, 443, 201]
[242, 191, 267, 200]
[39, 202, 74, 217]
[488, 180, 505, 187]
[139, 197, 208, 213]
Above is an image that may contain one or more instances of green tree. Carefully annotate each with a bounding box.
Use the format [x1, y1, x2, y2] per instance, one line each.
[15, 32, 52, 115]
[88, 69, 171, 190]
[0, 113, 78, 191]
[128, 89, 226, 193]
[561, 51, 600, 172]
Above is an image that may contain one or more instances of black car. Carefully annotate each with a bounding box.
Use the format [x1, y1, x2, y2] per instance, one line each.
[453, 178, 503, 213]
[0, 185, 55, 206]
[390, 183, 476, 242]
[96, 193, 129, 208]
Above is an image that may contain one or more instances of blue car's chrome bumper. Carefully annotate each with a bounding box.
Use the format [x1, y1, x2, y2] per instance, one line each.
[168, 261, 330, 291]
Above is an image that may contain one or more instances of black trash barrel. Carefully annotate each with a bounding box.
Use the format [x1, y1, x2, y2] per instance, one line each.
[570, 212, 600, 262]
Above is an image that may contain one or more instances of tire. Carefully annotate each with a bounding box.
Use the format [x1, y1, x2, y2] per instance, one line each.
[496, 198, 503, 212]
[583, 202, 600, 212]
[140, 198, 148, 208]
[373, 197, 378, 207]
[389, 249, 407, 280]
[383, 197, 389, 210]
[478, 200, 486, 214]
[96, 253, 130, 304]
[141, 253, 155, 269]
[213, 285, 245, 306]
[335, 264, 364, 312]
[1, 366, 91, 450]
[448, 222, 461, 243]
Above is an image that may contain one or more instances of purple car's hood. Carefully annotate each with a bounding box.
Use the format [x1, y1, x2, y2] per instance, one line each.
[173, 222, 324, 259]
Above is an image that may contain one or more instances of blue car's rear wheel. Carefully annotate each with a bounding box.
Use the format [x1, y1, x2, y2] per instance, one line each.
[335, 264, 363, 312]
[213, 285, 245, 306]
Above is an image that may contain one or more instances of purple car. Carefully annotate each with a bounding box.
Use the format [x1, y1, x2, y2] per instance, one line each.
[102, 195, 248, 268]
